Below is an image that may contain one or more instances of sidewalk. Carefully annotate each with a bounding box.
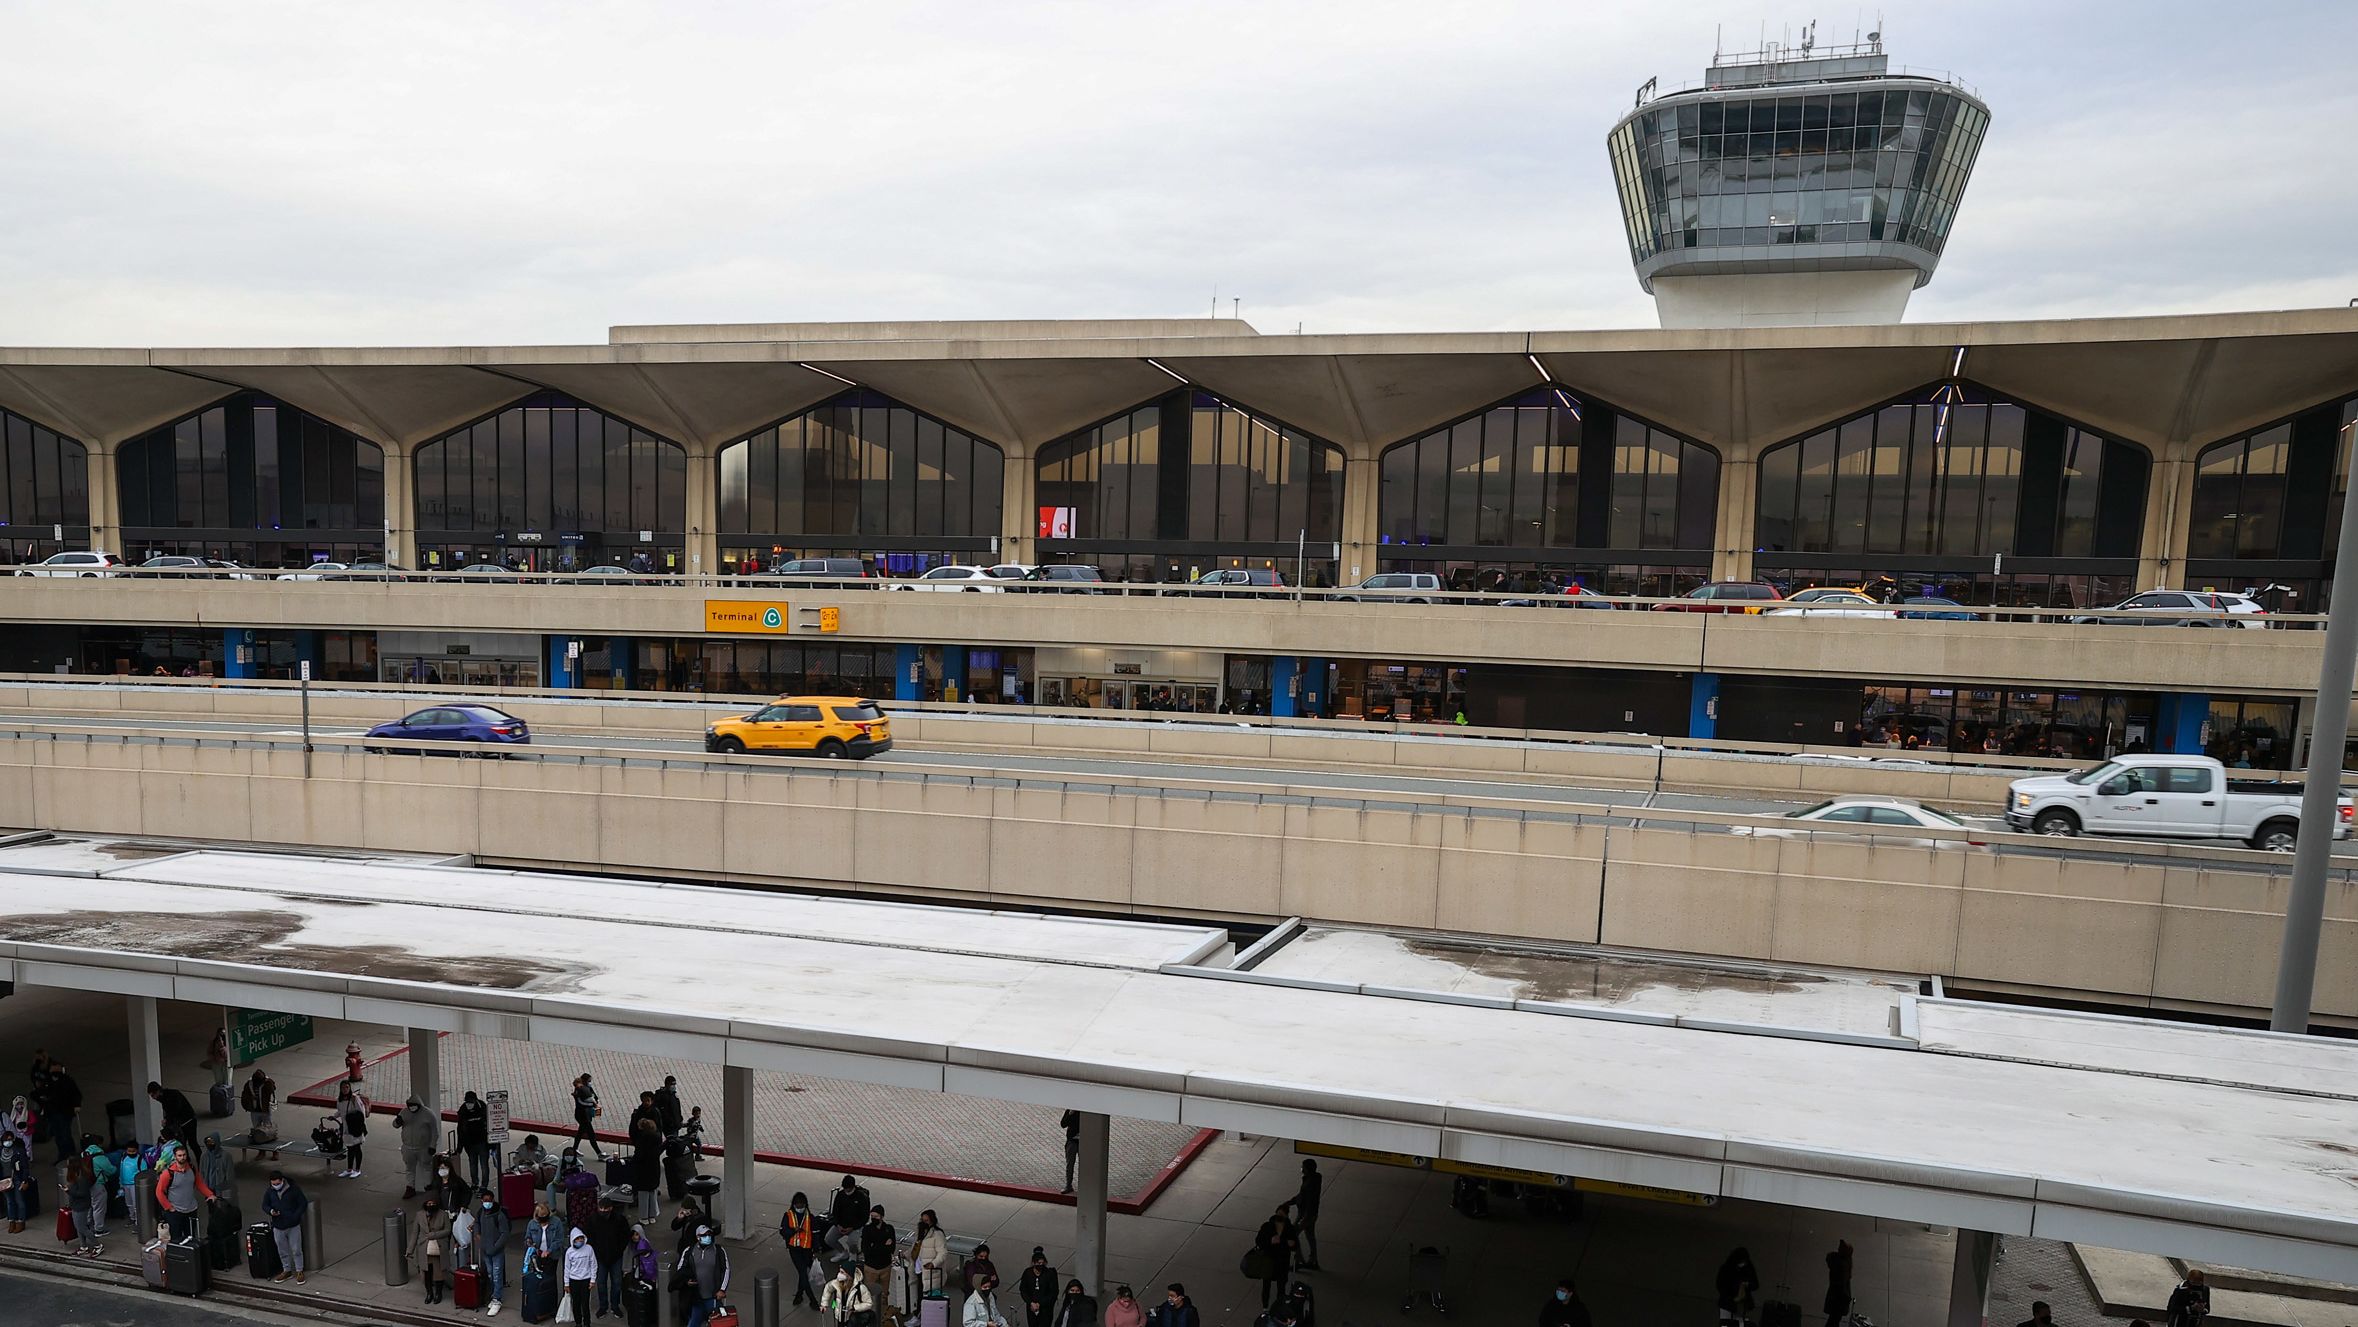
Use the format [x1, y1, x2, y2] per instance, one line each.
[0, 985, 1979, 1325]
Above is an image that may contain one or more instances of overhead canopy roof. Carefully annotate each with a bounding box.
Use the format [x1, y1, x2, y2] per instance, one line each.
[2, 307, 2353, 453]
[3, 838, 2357, 1282]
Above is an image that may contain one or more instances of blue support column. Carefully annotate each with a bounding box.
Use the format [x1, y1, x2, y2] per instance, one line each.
[221, 629, 255, 679]
[2157, 693, 2211, 754]
[606, 636, 635, 691]
[545, 636, 581, 690]
[893, 644, 921, 702]
[1689, 672, 1721, 740]
[941, 645, 968, 703]
[295, 631, 324, 678]
[1270, 657, 1300, 717]
[1298, 657, 1329, 718]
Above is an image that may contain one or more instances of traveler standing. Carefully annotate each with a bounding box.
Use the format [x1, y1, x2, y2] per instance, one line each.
[42, 1061, 82, 1164]
[62, 1148, 102, 1256]
[262, 1172, 308, 1284]
[1715, 1247, 1760, 1324]
[1147, 1283, 1199, 1327]
[589, 1193, 633, 1318]
[858, 1205, 898, 1304]
[911, 1208, 949, 1295]
[239, 1068, 277, 1160]
[199, 1132, 235, 1204]
[653, 1077, 684, 1139]
[335, 1079, 370, 1178]
[2166, 1269, 2211, 1326]
[524, 1202, 561, 1317]
[2018, 1302, 2055, 1326]
[675, 1226, 731, 1327]
[147, 1080, 199, 1150]
[571, 1074, 605, 1160]
[628, 1118, 664, 1220]
[1018, 1247, 1060, 1327]
[629, 1092, 663, 1142]
[1288, 1159, 1322, 1270]
[1537, 1278, 1593, 1327]
[1823, 1239, 1854, 1327]
[779, 1193, 820, 1308]
[153, 1148, 216, 1241]
[961, 1273, 1008, 1327]
[1052, 1277, 1097, 1327]
[474, 1188, 512, 1314]
[1103, 1286, 1147, 1327]
[395, 1096, 437, 1199]
[1, 1136, 35, 1233]
[962, 1243, 1000, 1297]
[1059, 1109, 1081, 1193]
[456, 1090, 493, 1192]
[563, 1228, 598, 1325]
[409, 1197, 455, 1304]
[1251, 1208, 1297, 1308]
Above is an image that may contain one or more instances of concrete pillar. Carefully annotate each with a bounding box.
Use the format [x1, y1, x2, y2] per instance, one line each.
[407, 1029, 441, 1125]
[684, 448, 718, 577]
[1340, 456, 1380, 584]
[129, 995, 163, 1141]
[383, 445, 417, 567]
[87, 442, 122, 556]
[1000, 454, 1035, 566]
[1071, 1111, 1109, 1297]
[721, 1065, 753, 1241]
[1946, 1229, 1997, 1327]
[1688, 673, 1720, 740]
[2140, 455, 2193, 590]
[1711, 456, 1758, 583]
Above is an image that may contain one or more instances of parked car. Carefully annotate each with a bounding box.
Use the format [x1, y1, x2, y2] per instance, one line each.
[362, 704, 531, 754]
[574, 564, 651, 582]
[897, 564, 1013, 592]
[323, 561, 409, 581]
[1337, 572, 1440, 603]
[1731, 795, 1982, 847]
[1898, 596, 1977, 621]
[704, 696, 892, 759]
[2071, 590, 2269, 628]
[1651, 581, 1784, 613]
[439, 562, 520, 582]
[2005, 754, 2352, 851]
[278, 562, 349, 581]
[13, 550, 124, 577]
[754, 557, 878, 587]
[1783, 586, 1868, 604]
[1182, 568, 1288, 592]
[1498, 582, 1619, 609]
[1764, 590, 1894, 619]
[1023, 564, 1106, 593]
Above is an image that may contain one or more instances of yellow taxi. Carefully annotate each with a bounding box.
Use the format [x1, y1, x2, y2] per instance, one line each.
[704, 695, 893, 759]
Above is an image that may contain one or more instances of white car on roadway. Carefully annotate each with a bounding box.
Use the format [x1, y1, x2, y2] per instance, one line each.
[277, 562, 349, 581]
[2005, 753, 2351, 850]
[13, 550, 124, 577]
[2073, 590, 2269, 628]
[1764, 590, 1896, 618]
[1731, 795, 1980, 846]
[897, 564, 1030, 592]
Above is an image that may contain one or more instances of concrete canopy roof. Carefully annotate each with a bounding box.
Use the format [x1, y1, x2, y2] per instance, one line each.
[0, 308, 2350, 458]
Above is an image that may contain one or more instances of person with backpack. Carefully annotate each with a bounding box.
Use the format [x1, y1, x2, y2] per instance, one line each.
[334, 1079, 370, 1178]
[153, 1147, 215, 1241]
[239, 1069, 278, 1160]
[824, 1174, 870, 1263]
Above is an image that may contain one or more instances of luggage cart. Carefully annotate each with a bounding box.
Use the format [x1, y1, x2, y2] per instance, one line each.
[1401, 1242, 1449, 1315]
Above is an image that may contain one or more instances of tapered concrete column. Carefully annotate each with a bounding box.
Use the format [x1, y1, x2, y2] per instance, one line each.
[1000, 456, 1035, 565]
[1711, 456, 1758, 583]
[684, 448, 717, 576]
[721, 1065, 753, 1240]
[407, 1028, 441, 1124]
[1071, 1111, 1109, 1296]
[1946, 1229, 1996, 1327]
[128, 995, 163, 1141]
[87, 443, 122, 556]
[383, 446, 417, 567]
[1340, 456, 1380, 583]
[2140, 456, 2193, 590]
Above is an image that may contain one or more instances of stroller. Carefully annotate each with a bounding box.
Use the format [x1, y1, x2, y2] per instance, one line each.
[309, 1115, 347, 1162]
[1402, 1244, 1449, 1315]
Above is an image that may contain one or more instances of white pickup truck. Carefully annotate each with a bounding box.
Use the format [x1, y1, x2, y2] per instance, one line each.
[2005, 754, 2353, 851]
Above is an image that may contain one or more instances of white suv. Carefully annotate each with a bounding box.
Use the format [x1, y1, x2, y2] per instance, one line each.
[13, 551, 124, 577]
[2079, 590, 2269, 628]
[898, 564, 1030, 592]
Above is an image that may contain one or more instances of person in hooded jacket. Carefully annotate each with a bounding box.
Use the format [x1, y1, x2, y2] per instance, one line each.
[1052, 1278, 1099, 1327]
[198, 1133, 235, 1201]
[394, 1096, 438, 1199]
[1715, 1247, 1760, 1324]
[562, 1226, 598, 1324]
[455, 1090, 492, 1192]
[821, 1262, 875, 1324]
[1018, 1247, 1060, 1327]
[472, 1187, 513, 1314]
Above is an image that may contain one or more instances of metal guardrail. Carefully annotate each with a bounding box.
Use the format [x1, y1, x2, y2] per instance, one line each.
[2, 723, 2341, 881]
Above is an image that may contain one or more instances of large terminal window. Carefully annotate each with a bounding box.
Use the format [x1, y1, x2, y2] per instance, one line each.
[118, 393, 384, 566]
[0, 406, 89, 561]
[414, 391, 683, 570]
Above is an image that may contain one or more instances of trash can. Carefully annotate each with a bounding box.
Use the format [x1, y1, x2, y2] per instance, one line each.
[684, 1174, 720, 1225]
[105, 1098, 136, 1150]
[383, 1207, 410, 1285]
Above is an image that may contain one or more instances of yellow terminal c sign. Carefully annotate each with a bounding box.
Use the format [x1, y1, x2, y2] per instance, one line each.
[703, 600, 792, 634]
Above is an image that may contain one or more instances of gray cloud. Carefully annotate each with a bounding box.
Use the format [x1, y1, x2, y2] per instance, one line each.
[0, 0, 2349, 345]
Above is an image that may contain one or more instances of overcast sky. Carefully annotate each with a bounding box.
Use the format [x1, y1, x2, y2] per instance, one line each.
[1, 0, 2352, 346]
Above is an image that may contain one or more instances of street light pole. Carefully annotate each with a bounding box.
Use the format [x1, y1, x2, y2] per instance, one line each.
[2272, 419, 2358, 1033]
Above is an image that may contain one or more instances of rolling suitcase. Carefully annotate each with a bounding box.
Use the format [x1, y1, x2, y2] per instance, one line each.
[920, 1291, 952, 1327]
[502, 1169, 538, 1220]
[206, 1199, 242, 1271]
[208, 1083, 235, 1119]
[142, 1238, 169, 1289]
[244, 1223, 282, 1279]
[521, 1257, 560, 1323]
[622, 1275, 659, 1327]
[165, 1236, 209, 1296]
[453, 1265, 485, 1310]
[604, 1156, 631, 1188]
[1760, 1302, 1802, 1327]
[706, 1308, 739, 1327]
[55, 1205, 75, 1243]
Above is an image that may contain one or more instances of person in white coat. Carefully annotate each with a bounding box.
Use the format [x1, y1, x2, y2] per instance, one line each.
[965, 1272, 1011, 1327]
[562, 1227, 598, 1324]
[820, 1263, 876, 1324]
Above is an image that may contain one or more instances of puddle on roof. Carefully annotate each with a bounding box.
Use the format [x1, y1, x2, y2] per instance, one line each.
[1393, 935, 1826, 1006]
[6, 909, 577, 990]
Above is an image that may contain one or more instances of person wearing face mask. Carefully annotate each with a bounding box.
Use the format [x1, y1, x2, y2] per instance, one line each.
[910, 1208, 950, 1296]
[1018, 1247, 1060, 1327]
[521, 1203, 561, 1323]
[674, 1225, 731, 1327]
[261, 1171, 308, 1283]
[779, 1192, 820, 1309]
[409, 1197, 456, 1304]
[432, 1153, 474, 1213]
[473, 1187, 513, 1315]
[961, 1272, 1007, 1327]
[1537, 1278, 1592, 1327]
[1052, 1278, 1098, 1327]
[562, 1227, 598, 1325]
[1146, 1283, 1198, 1327]
[456, 1090, 493, 1193]
[153, 1148, 216, 1242]
[858, 1204, 898, 1303]
[395, 1096, 438, 1200]
[1103, 1286, 1147, 1327]
[824, 1262, 877, 1325]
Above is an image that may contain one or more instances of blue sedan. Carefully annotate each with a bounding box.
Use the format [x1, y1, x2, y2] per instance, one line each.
[363, 704, 531, 754]
[1898, 596, 1978, 621]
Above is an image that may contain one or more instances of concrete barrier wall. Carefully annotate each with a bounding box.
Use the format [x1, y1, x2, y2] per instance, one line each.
[6, 735, 2353, 1023]
[0, 683, 2034, 809]
[0, 578, 2334, 692]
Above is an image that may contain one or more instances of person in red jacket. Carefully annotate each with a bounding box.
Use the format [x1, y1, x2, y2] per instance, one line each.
[153, 1150, 217, 1241]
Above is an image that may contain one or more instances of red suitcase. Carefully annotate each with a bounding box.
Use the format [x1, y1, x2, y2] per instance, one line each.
[501, 1170, 537, 1220]
[706, 1310, 739, 1327]
[452, 1266, 484, 1310]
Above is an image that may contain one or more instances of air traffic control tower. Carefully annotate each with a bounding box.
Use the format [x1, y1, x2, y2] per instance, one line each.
[1608, 30, 1990, 327]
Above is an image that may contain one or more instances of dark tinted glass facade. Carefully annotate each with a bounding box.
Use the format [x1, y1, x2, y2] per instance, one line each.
[0, 406, 89, 561]
[118, 394, 383, 565]
[1375, 389, 1718, 593]
[717, 389, 1002, 574]
[1609, 80, 1988, 278]
[1035, 390, 1343, 582]
[1755, 385, 2149, 606]
[415, 391, 684, 570]
[2186, 395, 2358, 610]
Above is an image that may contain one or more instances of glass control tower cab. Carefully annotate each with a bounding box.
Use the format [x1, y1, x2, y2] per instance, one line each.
[1608, 30, 1989, 327]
